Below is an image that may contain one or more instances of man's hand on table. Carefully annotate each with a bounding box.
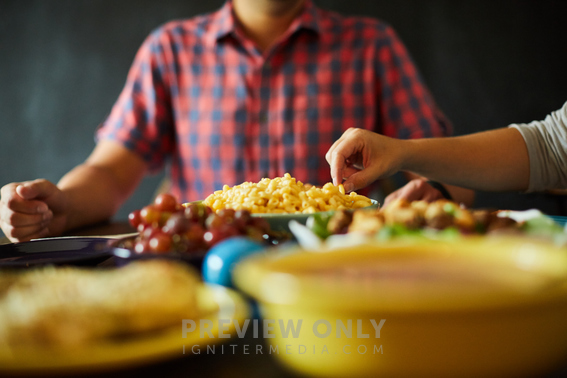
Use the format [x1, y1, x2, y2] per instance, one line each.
[0, 179, 68, 242]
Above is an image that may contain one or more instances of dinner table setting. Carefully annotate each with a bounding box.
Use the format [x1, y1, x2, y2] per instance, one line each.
[3, 175, 567, 378]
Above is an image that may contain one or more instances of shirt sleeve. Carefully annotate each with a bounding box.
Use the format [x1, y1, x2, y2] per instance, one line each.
[375, 25, 452, 140]
[509, 101, 567, 192]
[95, 28, 175, 173]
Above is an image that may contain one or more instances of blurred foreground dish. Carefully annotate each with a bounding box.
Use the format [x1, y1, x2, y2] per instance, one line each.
[0, 267, 249, 374]
[0, 260, 204, 347]
[234, 238, 567, 378]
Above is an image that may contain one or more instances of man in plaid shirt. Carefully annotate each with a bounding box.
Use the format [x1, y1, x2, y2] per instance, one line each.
[0, 0, 471, 242]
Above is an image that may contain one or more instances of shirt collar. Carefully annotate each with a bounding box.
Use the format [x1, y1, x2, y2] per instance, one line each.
[289, 0, 321, 36]
[208, 0, 321, 45]
[209, 1, 236, 43]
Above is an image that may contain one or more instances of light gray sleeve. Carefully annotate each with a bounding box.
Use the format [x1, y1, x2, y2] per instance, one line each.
[509, 101, 567, 192]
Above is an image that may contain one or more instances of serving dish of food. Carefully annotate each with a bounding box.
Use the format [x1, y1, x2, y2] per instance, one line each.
[0, 259, 249, 374]
[113, 193, 287, 267]
[234, 237, 567, 377]
[202, 173, 377, 232]
[203, 173, 373, 214]
[290, 198, 567, 250]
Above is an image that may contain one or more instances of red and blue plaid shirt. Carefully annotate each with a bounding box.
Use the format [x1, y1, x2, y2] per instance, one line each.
[97, 0, 451, 202]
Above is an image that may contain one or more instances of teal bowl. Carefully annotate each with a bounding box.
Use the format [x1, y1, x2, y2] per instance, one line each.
[252, 200, 379, 233]
[186, 200, 379, 233]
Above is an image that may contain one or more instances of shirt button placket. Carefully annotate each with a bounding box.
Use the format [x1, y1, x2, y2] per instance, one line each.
[259, 62, 271, 123]
[259, 62, 271, 178]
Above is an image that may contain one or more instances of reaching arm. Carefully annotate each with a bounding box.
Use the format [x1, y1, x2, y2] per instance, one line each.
[401, 127, 529, 191]
[326, 127, 529, 194]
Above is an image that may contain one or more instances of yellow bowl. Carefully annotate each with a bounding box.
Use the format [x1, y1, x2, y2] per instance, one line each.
[234, 237, 567, 377]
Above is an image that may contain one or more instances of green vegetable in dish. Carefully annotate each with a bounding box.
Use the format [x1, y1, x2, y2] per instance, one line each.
[306, 213, 333, 240]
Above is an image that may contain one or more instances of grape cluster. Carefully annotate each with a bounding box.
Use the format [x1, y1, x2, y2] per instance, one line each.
[126, 194, 277, 255]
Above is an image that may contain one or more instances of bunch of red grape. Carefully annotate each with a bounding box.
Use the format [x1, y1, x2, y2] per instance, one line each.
[127, 194, 276, 255]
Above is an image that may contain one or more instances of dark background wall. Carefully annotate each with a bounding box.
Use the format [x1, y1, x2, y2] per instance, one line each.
[1, 0, 566, 227]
